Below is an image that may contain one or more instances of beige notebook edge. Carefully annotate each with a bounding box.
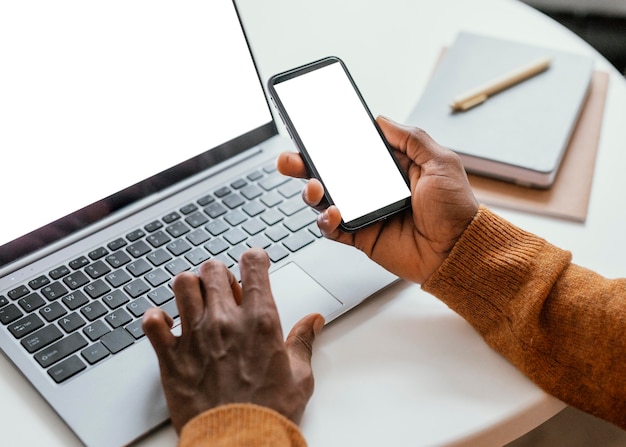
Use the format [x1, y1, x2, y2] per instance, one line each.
[468, 70, 608, 223]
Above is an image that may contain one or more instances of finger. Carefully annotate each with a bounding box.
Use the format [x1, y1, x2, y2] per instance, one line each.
[171, 271, 205, 332]
[196, 259, 238, 315]
[377, 115, 445, 166]
[285, 313, 325, 378]
[238, 248, 274, 309]
[276, 151, 308, 178]
[302, 178, 326, 208]
[142, 307, 176, 359]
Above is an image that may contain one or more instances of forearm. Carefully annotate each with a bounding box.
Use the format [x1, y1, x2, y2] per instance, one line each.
[178, 403, 307, 447]
[423, 206, 626, 429]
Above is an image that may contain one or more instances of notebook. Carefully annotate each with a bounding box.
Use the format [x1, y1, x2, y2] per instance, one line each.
[0, 2, 397, 446]
[407, 32, 595, 188]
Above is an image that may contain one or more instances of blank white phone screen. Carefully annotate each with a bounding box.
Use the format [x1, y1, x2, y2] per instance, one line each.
[273, 62, 410, 223]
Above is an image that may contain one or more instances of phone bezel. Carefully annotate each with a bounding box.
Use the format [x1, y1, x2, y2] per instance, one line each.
[268, 56, 411, 232]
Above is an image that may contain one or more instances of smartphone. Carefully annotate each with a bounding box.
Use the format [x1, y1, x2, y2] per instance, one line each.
[268, 56, 411, 232]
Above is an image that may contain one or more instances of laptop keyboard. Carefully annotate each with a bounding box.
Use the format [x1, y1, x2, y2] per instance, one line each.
[0, 163, 321, 384]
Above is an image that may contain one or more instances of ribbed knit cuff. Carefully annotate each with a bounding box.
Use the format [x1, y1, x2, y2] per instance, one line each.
[422, 206, 569, 333]
[178, 403, 307, 447]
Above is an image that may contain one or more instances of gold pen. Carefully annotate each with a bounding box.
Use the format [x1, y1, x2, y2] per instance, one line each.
[449, 56, 552, 112]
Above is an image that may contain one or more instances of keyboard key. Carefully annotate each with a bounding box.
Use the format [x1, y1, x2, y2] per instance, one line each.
[197, 194, 215, 206]
[185, 211, 209, 228]
[126, 241, 152, 258]
[81, 342, 110, 365]
[126, 297, 153, 318]
[69, 256, 90, 270]
[147, 286, 175, 306]
[205, 238, 229, 255]
[101, 328, 135, 354]
[180, 203, 198, 215]
[84, 279, 111, 299]
[8, 285, 29, 301]
[246, 170, 264, 181]
[186, 228, 211, 246]
[224, 210, 247, 226]
[106, 251, 132, 268]
[278, 196, 307, 217]
[124, 279, 150, 298]
[230, 178, 247, 189]
[278, 179, 304, 198]
[240, 184, 263, 200]
[144, 268, 170, 287]
[260, 209, 284, 226]
[62, 290, 90, 310]
[102, 290, 130, 310]
[40, 282, 69, 300]
[227, 244, 248, 263]
[146, 248, 173, 266]
[88, 247, 109, 260]
[80, 301, 108, 321]
[242, 200, 266, 217]
[18, 293, 46, 312]
[0, 295, 8, 308]
[126, 229, 145, 242]
[144, 220, 163, 233]
[105, 269, 132, 288]
[39, 302, 68, 322]
[83, 320, 111, 341]
[21, 324, 63, 353]
[205, 219, 229, 236]
[214, 186, 231, 198]
[85, 260, 111, 279]
[185, 248, 211, 266]
[162, 211, 181, 223]
[63, 271, 90, 290]
[0, 304, 24, 324]
[146, 230, 172, 248]
[107, 237, 128, 251]
[260, 191, 283, 208]
[246, 234, 272, 249]
[28, 275, 50, 290]
[48, 355, 86, 383]
[166, 221, 190, 238]
[35, 332, 88, 368]
[8, 313, 44, 338]
[58, 312, 86, 333]
[49, 265, 70, 280]
[242, 218, 266, 236]
[105, 308, 133, 329]
[283, 232, 315, 253]
[266, 245, 289, 263]
[126, 259, 152, 277]
[265, 225, 289, 242]
[284, 209, 317, 233]
[167, 239, 192, 256]
[204, 202, 227, 218]
[223, 228, 248, 246]
[259, 173, 289, 191]
[223, 193, 245, 209]
[165, 258, 191, 276]
[125, 320, 145, 340]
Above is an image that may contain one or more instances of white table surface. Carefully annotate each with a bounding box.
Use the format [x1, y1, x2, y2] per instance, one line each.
[2, 0, 626, 446]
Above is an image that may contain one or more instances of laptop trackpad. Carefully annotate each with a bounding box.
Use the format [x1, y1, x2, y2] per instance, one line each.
[270, 262, 343, 336]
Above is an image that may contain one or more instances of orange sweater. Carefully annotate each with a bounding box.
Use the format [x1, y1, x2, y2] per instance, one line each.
[179, 206, 626, 445]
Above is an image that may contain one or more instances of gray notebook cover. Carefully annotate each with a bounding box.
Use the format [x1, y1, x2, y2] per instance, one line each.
[407, 32, 594, 188]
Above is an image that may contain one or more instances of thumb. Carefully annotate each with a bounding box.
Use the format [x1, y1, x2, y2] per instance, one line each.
[377, 115, 442, 167]
[285, 313, 325, 367]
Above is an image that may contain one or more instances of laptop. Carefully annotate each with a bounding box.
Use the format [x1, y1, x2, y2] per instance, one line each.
[0, 1, 397, 446]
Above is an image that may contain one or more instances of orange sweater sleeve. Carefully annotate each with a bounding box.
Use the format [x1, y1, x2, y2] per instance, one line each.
[423, 206, 626, 429]
[178, 403, 307, 447]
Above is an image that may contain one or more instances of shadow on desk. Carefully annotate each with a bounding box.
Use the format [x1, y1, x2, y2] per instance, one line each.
[506, 406, 626, 446]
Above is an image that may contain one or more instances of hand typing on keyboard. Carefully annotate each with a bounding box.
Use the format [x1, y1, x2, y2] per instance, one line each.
[142, 248, 325, 433]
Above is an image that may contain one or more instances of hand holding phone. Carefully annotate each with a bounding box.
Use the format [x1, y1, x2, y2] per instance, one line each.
[268, 57, 411, 232]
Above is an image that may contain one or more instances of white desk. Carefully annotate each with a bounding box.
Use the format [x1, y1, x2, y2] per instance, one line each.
[3, 0, 626, 446]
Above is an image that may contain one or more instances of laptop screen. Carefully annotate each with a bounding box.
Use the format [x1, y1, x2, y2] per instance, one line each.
[0, 0, 275, 268]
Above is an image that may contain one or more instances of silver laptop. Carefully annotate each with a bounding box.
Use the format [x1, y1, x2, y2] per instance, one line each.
[0, 1, 396, 446]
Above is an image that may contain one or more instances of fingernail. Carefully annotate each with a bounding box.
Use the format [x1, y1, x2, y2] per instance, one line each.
[318, 210, 329, 225]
